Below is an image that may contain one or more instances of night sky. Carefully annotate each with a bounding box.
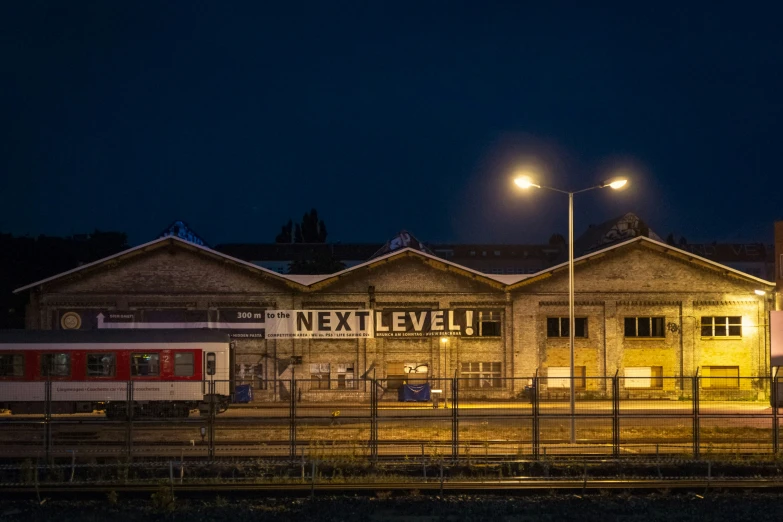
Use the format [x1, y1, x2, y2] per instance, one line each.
[1, 2, 780, 247]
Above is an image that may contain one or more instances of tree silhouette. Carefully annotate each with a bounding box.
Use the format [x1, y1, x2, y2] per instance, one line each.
[275, 209, 328, 243]
[275, 220, 293, 243]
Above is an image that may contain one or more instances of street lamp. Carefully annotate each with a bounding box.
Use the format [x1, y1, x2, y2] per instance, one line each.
[440, 337, 449, 378]
[514, 174, 628, 443]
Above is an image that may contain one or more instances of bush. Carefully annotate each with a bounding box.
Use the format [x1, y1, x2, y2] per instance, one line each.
[150, 486, 176, 513]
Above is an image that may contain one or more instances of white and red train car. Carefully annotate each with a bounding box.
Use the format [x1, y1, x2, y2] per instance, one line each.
[0, 330, 234, 417]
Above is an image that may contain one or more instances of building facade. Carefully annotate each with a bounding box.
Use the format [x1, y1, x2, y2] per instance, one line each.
[15, 234, 776, 401]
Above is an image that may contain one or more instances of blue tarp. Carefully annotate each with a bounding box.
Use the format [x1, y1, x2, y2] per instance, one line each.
[398, 383, 431, 402]
[234, 384, 253, 403]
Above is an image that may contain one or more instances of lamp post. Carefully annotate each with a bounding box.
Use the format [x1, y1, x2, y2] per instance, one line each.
[514, 175, 628, 443]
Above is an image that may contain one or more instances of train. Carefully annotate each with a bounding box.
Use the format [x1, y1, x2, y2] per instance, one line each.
[0, 330, 234, 418]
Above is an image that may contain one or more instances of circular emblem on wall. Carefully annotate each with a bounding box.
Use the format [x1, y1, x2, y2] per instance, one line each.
[60, 312, 82, 330]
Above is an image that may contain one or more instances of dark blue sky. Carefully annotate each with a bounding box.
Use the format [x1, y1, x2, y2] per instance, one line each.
[1, 2, 780, 246]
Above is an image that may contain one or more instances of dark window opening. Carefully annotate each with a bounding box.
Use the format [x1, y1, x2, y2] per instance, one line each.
[0, 354, 24, 377]
[624, 317, 665, 338]
[86, 353, 115, 377]
[41, 353, 70, 377]
[547, 317, 588, 338]
[131, 353, 160, 377]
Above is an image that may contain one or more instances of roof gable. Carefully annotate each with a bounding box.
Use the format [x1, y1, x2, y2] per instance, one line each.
[508, 236, 775, 291]
[14, 236, 307, 293]
[308, 247, 514, 291]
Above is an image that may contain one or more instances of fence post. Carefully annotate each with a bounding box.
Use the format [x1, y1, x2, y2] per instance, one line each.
[290, 377, 296, 463]
[612, 371, 620, 458]
[692, 373, 700, 459]
[370, 378, 378, 463]
[532, 371, 539, 460]
[44, 379, 52, 460]
[208, 380, 216, 460]
[452, 375, 459, 463]
[126, 380, 133, 458]
[773, 369, 779, 456]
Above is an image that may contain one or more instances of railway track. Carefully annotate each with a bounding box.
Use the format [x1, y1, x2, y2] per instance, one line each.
[3, 477, 783, 495]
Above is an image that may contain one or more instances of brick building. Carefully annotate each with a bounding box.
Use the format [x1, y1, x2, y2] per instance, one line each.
[14, 233, 776, 400]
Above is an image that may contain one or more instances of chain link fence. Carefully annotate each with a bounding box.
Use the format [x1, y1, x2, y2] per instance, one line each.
[0, 375, 780, 461]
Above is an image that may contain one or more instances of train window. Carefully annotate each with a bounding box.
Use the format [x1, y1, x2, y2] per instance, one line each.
[174, 353, 194, 377]
[131, 353, 160, 377]
[86, 353, 116, 377]
[0, 354, 24, 377]
[206, 353, 216, 376]
[40, 353, 70, 377]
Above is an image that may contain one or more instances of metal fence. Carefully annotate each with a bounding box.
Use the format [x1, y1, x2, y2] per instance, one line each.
[0, 375, 780, 462]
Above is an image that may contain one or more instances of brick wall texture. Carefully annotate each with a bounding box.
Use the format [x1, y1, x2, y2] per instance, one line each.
[22, 238, 776, 399]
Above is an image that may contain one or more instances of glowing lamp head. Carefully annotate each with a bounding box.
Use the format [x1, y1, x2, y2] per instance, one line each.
[514, 176, 539, 189]
[755, 290, 767, 296]
[440, 337, 448, 344]
[600, 177, 628, 190]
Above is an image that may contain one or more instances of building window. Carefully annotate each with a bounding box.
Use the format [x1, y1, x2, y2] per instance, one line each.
[702, 366, 740, 389]
[460, 362, 502, 388]
[41, 353, 70, 377]
[700, 316, 742, 337]
[547, 317, 588, 338]
[494, 250, 501, 256]
[624, 317, 665, 338]
[547, 366, 586, 389]
[624, 366, 663, 388]
[309, 363, 331, 389]
[131, 353, 160, 377]
[174, 352, 195, 377]
[0, 354, 24, 377]
[479, 311, 502, 337]
[86, 353, 115, 377]
[336, 363, 355, 389]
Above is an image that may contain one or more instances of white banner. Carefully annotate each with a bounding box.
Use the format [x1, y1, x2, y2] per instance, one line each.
[624, 367, 652, 388]
[264, 310, 372, 339]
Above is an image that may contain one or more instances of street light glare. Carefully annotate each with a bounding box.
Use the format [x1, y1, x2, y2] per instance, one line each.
[755, 290, 767, 296]
[600, 177, 628, 190]
[514, 176, 539, 189]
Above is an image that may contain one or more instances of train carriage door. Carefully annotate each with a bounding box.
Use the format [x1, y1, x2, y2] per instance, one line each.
[204, 352, 216, 395]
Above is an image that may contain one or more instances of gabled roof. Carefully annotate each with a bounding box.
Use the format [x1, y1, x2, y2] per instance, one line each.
[14, 234, 771, 295]
[13, 235, 308, 293]
[507, 236, 776, 291]
[307, 246, 525, 291]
